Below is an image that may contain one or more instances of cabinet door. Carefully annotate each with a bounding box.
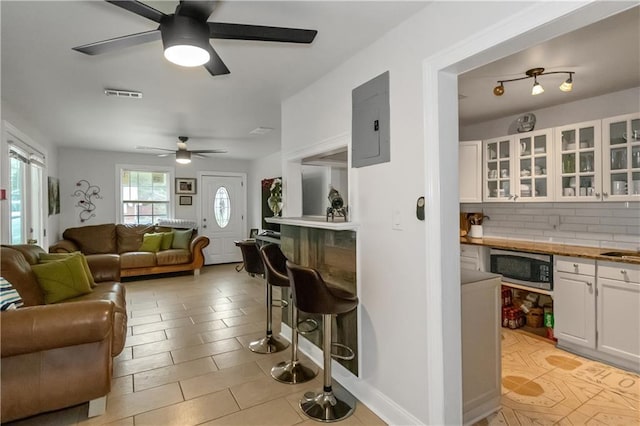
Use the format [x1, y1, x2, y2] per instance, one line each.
[483, 136, 514, 202]
[596, 277, 640, 364]
[459, 141, 482, 203]
[555, 120, 601, 201]
[602, 113, 640, 201]
[514, 129, 554, 202]
[554, 272, 596, 349]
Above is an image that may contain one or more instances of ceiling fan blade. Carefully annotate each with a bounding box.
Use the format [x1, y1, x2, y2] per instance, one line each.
[73, 29, 161, 55]
[176, 0, 218, 21]
[191, 149, 228, 154]
[208, 22, 317, 44]
[136, 145, 175, 152]
[203, 44, 230, 76]
[105, 0, 166, 23]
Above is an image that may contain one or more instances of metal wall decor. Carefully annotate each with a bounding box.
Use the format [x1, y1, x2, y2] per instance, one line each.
[72, 179, 102, 222]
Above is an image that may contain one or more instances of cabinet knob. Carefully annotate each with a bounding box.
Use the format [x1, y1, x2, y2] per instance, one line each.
[573, 263, 578, 268]
[620, 270, 627, 275]
[595, 192, 600, 197]
[603, 192, 609, 197]
[586, 282, 593, 287]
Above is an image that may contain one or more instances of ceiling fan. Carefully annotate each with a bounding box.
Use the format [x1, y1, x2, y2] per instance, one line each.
[72, 0, 318, 76]
[137, 136, 227, 163]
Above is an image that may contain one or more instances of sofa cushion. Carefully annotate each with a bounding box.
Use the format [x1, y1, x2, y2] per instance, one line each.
[116, 224, 154, 254]
[0, 277, 24, 311]
[171, 229, 193, 250]
[120, 252, 156, 269]
[139, 233, 163, 253]
[156, 249, 191, 266]
[160, 232, 174, 250]
[63, 224, 116, 254]
[39, 252, 96, 288]
[31, 256, 93, 304]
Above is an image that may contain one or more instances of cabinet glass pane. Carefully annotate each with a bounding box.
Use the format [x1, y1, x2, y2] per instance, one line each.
[633, 146, 640, 169]
[499, 141, 510, 158]
[578, 127, 595, 149]
[562, 176, 577, 197]
[519, 137, 531, 156]
[632, 172, 640, 195]
[561, 130, 576, 151]
[535, 179, 547, 197]
[580, 176, 596, 196]
[611, 174, 628, 196]
[520, 159, 531, 176]
[562, 153, 576, 173]
[499, 161, 509, 178]
[631, 119, 640, 141]
[534, 158, 547, 176]
[520, 179, 532, 198]
[534, 135, 546, 154]
[488, 181, 498, 198]
[487, 143, 497, 160]
[609, 121, 627, 145]
[610, 148, 627, 170]
[580, 152, 595, 172]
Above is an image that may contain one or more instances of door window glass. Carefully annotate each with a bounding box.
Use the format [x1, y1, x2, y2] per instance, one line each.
[214, 186, 231, 228]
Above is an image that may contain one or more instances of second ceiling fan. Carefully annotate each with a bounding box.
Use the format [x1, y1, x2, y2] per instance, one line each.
[137, 136, 227, 164]
[73, 0, 318, 76]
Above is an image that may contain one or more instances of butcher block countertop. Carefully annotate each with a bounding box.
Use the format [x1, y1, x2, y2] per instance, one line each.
[460, 236, 640, 265]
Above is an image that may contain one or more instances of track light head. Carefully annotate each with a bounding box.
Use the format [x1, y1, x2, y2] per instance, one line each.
[559, 73, 574, 92]
[531, 77, 544, 96]
[493, 83, 505, 96]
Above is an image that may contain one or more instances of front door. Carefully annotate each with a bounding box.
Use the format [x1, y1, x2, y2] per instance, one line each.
[200, 174, 245, 264]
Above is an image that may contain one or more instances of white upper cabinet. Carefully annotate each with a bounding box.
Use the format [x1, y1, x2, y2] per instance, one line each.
[459, 140, 482, 203]
[554, 120, 602, 201]
[602, 113, 640, 201]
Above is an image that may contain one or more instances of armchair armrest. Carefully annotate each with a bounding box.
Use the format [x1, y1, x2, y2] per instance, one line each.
[49, 239, 80, 253]
[1, 301, 114, 358]
[190, 235, 210, 269]
[86, 254, 121, 282]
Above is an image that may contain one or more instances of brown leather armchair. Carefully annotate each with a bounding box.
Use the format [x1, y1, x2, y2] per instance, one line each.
[0, 245, 126, 422]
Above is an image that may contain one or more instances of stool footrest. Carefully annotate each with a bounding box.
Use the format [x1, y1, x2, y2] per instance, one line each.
[271, 298, 289, 308]
[331, 343, 355, 361]
[297, 318, 319, 335]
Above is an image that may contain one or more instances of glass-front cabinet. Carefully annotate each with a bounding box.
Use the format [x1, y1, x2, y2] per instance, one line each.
[514, 129, 553, 202]
[483, 130, 553, 202]
[483, 136, 513, 202]
[602, 113, 640, 200]
[554, 120, 601, 201]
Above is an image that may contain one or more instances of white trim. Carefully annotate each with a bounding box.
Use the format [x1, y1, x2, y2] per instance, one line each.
[198, 171, 247, 238]
[115, 164, 175, 224]
[421, 1, 635, 424]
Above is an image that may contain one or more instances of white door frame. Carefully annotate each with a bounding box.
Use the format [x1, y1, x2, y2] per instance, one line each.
[421, 2, 635, 424]
[197, 170, 247, 240]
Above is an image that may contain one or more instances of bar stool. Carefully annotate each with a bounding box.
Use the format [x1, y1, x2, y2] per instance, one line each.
[286, 261, 358, 422]
[259, 244, 318, 384]
[235, 240, 289, 354]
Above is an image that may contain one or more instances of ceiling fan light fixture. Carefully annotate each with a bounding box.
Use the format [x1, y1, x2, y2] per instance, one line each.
[161, 15, 210, 67]
[175, 150, 191, 164]
[559, 73, 574, 92]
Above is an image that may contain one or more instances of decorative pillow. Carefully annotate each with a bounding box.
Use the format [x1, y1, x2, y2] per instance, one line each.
[171, 229, 192, 250]
[39, 252, 97, 288]
[139, 233, 163, 253]
[31, 256, 93, 304]
[160, 231, 174, 250]
[0, 277, 24, 311]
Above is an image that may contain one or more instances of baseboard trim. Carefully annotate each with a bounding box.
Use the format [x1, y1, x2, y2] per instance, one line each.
[557, 340, 640, 373]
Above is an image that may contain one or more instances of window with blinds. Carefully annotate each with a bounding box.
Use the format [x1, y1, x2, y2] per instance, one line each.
[118, 166, 173, 225]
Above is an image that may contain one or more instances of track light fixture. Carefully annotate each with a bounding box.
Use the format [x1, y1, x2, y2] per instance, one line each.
[493, 68, 574, 97]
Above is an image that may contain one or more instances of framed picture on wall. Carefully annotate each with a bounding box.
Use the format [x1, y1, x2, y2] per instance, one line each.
[176, 178, 196, 194]
[179, 195, 192, 206]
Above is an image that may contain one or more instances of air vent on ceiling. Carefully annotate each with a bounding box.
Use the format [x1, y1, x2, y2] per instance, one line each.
[104, 89, 143, 99]
[249, 127, 273, 135]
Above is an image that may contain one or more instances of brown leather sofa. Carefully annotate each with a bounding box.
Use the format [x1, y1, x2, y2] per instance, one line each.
[0, 244, 126, 422]
[49, 223, 210, 277]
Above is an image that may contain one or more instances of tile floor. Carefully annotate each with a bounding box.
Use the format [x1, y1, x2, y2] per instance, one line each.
[7, 264, 639, 425]
[477, 328, 640, 425]
[7, 264, 385, 426]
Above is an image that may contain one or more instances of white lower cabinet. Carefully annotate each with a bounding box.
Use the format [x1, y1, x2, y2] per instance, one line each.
[460, 244, 489, 272]
[555, 257, 640, 372]
[554, 257, 596, 349]
[596, 261, 640, 367]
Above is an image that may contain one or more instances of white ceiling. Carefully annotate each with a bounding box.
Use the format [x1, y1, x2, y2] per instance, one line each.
[458, 6, 640, 127]
[3, 3, 638, 161]
[1, 1, 427, 160]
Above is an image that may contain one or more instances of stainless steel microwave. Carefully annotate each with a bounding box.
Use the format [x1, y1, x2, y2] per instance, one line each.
[490, 249, 553, 291]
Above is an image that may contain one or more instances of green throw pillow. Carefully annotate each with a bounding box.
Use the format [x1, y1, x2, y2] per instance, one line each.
[31, 256, 93, 304]
[160, 232, 174, 250]
[171, 229, 192, 250]
[139, 233, 163, 253]
[39, 252, 96, 288]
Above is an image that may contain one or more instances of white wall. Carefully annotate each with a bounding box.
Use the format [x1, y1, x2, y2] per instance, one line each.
[247, 151, 281, 230]
[1, 101, 59, 247]
[460, 87, 640, 140]
[280, 2, 526, 423]
[57, 147, 250, 235]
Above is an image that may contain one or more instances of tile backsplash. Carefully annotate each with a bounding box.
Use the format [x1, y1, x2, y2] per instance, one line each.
[461, 202, 640, 251]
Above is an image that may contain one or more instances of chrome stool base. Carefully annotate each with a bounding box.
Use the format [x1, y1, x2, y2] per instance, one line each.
[271, 360, 317, 384]
[300, 388, 355, 423]
[248, 335, 289, 354]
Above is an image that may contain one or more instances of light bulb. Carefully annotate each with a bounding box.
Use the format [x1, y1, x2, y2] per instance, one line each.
[559, 75, 573, 92]
[531, 79, 544, 96]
